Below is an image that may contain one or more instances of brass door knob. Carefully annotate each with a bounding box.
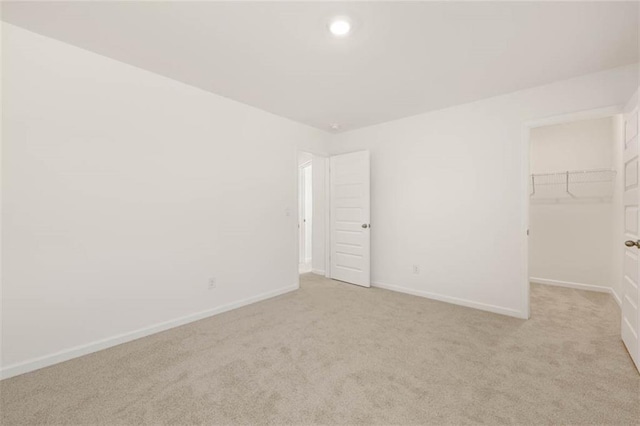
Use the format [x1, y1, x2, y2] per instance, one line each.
[625, 240, 640, 248]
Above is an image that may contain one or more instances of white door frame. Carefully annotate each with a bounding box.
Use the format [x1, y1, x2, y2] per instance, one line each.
[298, 160, 311, 265]
[520, 105, 624, 319]
[298, 160, 311, 264]
[295, 150, 331, 284]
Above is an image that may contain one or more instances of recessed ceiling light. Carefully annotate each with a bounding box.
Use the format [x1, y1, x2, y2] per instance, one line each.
[329, 18, 351, 37]
[329, 123, 341, 130]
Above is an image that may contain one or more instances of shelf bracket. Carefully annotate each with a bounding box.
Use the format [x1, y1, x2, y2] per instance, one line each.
[565, 171, 575, 197]
[530, 175, 535, 196]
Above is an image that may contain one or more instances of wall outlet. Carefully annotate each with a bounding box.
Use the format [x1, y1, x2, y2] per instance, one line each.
[208, 277, 216, 290]
[412, 265, 420, 275]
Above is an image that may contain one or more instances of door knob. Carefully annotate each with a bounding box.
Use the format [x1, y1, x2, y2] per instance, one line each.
[361, 224, 369, 229]
[625, 240, 640, 248]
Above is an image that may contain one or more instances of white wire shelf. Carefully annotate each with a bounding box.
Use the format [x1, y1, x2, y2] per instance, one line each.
[530, 169, 616, 199]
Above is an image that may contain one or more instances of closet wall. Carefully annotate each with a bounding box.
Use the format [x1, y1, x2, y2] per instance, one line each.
[529, 117, 619, 292]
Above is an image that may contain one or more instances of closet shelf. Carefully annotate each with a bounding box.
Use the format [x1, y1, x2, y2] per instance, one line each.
[529, 169, 616, 199]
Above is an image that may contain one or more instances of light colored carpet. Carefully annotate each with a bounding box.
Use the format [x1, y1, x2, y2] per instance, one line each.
[1, 274, 638, 425]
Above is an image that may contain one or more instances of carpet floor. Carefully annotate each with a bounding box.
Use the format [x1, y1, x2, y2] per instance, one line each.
[1, 274, 639, 425]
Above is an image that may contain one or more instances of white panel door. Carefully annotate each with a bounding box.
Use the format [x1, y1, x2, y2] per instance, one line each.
[622, 97, 640, 372]
[330, 151, 370, 287]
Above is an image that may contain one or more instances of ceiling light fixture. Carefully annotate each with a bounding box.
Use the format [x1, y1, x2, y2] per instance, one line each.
[329, 123, 341, 131]
[329, 18, 351, 37]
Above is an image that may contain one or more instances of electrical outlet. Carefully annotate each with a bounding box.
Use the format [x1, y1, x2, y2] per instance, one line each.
[412, 265, 420, 275]
[208, 277, 216, 290]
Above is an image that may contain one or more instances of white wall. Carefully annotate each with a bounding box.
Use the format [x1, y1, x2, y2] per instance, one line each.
[529, 118, 614, 173]
[297, 151, 312, 166]
[0, 16, 5, 373]
[328, 64, 638, 318]
[1, 24, 329, 377]
[529, 117, 616, 291]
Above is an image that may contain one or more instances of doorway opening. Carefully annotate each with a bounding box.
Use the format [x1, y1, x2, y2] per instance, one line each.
[296, 149, 370, 286]
[296, 150, 329, 279]
[298, 153, 313, 274]
[525, 108, 624, 317]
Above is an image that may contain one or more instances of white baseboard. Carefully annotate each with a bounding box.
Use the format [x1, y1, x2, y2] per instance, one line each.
[372, 281, 527, 319]
[529, 277, 610, 293]
[529, 277, 622, 307]
[611, 288, 622, 307]
[0, 284, 298, 381]
[311, 269, 325, 275]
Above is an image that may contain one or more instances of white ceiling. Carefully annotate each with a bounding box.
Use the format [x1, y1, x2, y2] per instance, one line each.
[2, 1, 638, 132]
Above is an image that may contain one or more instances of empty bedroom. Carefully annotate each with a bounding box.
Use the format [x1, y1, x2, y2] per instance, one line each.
[1, 1, 639, 425]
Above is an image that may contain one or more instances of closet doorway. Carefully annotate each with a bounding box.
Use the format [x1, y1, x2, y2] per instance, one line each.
[527, 111, 622, 305]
